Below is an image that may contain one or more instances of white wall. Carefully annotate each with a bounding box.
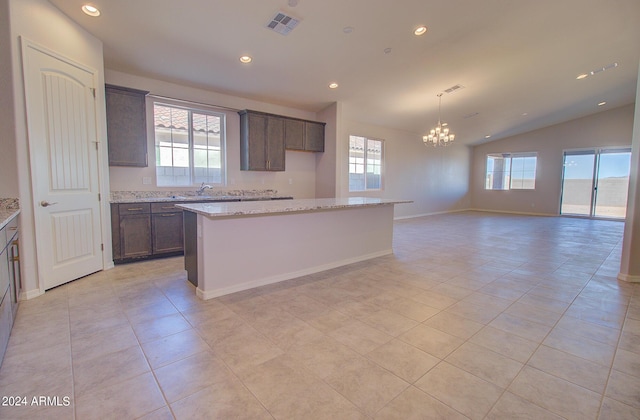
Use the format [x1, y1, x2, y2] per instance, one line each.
[315, 102, 340, 198]
[8, 0, 110, 297]
[0, 0, 18, 198]
[105, 70, 320, 199]
[620, 62, 640, 281]
[340, 119, 471, 218]
[470, 104, 635, 215]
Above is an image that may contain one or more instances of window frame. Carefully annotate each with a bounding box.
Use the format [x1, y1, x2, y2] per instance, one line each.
[151, 98, 227, 187]
[485, 152, 537, 191]
[348, 135, 384, 192]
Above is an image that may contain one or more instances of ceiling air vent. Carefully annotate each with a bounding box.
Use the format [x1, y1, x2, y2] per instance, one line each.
[267, 11, 300, 35]
[443, 84, 465, 94]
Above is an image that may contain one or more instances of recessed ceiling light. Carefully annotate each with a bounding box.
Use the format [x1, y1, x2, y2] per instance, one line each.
[441, 122, 448, 127]
[328, 82, 339, 89]
[384, 48, 392, 54]
[81, 4, 100, 17]
[576, 73, 589, 80]
[239, 55, 252, 64]
[485, 135, 492, 139]
[414, 26, 427, 36]
[598, 101, 607, 106]
[521, 112, 528, 116]
[343, 26, 354, 34]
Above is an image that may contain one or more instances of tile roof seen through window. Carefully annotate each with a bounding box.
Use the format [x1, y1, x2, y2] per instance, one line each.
[154, 105, 220, 134]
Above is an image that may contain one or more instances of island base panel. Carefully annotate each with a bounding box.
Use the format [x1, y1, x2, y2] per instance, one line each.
[194, 204, 395, 299]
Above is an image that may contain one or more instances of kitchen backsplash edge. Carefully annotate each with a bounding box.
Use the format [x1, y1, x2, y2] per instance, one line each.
[110, 189, 281, 202]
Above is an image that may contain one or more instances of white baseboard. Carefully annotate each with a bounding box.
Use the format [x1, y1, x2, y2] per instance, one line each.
[196, 249, 393, 300]
[21, 288, 45, 300]
[394, 208, 471, 220]
[618, 273, 640, 283]
[468, 208, 556, 217]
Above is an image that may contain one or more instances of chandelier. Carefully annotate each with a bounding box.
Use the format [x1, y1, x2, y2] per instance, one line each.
[423, 93, 455, 147]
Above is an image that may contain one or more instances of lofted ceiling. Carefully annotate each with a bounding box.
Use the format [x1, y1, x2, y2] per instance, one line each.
[48, 0, 640, 146]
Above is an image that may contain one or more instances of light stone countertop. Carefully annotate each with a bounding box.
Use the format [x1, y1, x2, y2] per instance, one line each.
[109, 189, 290, 203]
[0, 198, 19, 231]
[110, 195, 293, 204]
[177, 197, 412, 218]
[0, 209, 19, 231]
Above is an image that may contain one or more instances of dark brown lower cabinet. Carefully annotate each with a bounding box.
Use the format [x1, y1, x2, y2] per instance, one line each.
[120, 214, 152, 259]
[152, 212, 183, 254]
[112, 201, 186, 263]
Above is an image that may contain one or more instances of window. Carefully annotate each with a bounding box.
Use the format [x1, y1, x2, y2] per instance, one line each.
[153, 102, 226, 187]
[485, 152, 537, 190]
[349, 135, 383, 191]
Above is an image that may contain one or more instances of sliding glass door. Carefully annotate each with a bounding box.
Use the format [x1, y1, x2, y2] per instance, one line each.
[561, 148, 631, 219]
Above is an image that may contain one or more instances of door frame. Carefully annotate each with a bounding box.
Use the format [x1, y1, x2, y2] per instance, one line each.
[560, 146, 632, 220]
[20, 38, 113, 297]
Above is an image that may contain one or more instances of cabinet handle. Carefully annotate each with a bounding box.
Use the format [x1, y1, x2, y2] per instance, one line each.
[127, 207, 144, 211]
[11, 256, 19, 263]
[8, 227, 17, 231]
[161, 206, 175, 209]
[161, 213, 177, 217]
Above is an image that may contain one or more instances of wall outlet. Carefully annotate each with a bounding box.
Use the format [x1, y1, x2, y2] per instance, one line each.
[142, 177, 152, 185]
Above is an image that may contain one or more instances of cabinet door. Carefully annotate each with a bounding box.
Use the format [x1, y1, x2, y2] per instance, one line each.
[305, 121, 325, 152]
[152, 212, 184, 254]
[8, 233, 19, 319]
[0, 247, 9, 307]
[106, 85, 149, 167]
[243, 112, 267, 170]
[284, 119, 304, 150]
[110, 203, 121, 260]
[0, 286, 11, 364]
[266, 116, 285, 171]
[120, 214, 152, 258]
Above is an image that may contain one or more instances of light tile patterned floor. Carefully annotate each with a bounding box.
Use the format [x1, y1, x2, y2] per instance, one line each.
[0, 211, 639, 419]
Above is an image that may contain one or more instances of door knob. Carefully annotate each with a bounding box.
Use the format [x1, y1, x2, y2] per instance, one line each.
[40, 201, 58, 207]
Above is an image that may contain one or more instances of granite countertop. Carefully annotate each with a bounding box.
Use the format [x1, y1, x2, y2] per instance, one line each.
[110, 189, 292, 203]
[177, 197, 412, 218]
[0, 198, 20, 230]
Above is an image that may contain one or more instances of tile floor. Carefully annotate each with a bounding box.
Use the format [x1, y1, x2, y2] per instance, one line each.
[0, 211, 639, 419]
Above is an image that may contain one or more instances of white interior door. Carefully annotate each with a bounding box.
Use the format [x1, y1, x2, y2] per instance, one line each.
[22, 41, 103, 290]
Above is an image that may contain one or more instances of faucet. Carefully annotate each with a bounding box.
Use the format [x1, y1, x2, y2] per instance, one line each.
[197, 182, 213, 196]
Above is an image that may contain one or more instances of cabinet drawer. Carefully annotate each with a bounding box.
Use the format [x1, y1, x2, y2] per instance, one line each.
[151, 202, 185, 213]
[118, 203, 151, 215]
[5, 217, 18, 243]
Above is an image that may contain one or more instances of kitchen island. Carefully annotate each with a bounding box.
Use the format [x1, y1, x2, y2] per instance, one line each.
[177, 197, 411, 300]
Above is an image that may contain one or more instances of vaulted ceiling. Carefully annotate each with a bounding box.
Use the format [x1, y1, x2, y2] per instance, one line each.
[49, 0, 640, 145]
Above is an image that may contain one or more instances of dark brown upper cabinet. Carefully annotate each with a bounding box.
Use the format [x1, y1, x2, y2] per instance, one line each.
[284, 117, 325, 152]
[239, 110, 286, 171]
[240, 109, 325, 172]
[105, 84, 149, 167]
